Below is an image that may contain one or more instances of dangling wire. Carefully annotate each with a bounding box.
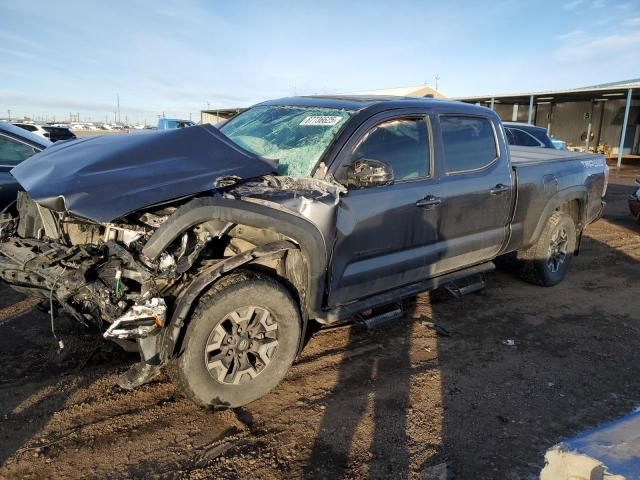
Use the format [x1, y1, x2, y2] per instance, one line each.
[49, 266, 67, 351]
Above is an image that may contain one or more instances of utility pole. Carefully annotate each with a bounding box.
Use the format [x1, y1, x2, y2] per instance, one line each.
[434, 74, 441, 91]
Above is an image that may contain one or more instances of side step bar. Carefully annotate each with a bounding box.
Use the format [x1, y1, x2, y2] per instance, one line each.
[358, 304, 403, 330]
[445, 274, 487, 298]
[318, 261, 495, 324]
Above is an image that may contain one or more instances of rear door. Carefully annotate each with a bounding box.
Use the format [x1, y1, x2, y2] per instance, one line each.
[328, 109, 443, 306]
[432, 114, 513, 274]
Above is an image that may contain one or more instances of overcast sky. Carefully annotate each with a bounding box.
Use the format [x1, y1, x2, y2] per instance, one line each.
[1, 0, 639, 124]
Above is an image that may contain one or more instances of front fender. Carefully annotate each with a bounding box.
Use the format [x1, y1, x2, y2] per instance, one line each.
[159, 240, 299, 361]
[142, 196, 328, 315]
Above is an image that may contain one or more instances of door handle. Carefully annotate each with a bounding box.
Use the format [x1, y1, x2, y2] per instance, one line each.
[415, 195, 442, 208]
[489, 183, 510, 195]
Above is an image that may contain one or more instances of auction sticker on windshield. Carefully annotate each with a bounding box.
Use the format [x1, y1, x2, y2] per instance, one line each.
[300, 116, 343, 126]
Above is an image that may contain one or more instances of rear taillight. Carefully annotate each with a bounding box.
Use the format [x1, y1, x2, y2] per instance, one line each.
[603, 162, 609, 197]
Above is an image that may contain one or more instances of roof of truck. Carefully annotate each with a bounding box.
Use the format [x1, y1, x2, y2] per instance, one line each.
[258, 95, 490, 115]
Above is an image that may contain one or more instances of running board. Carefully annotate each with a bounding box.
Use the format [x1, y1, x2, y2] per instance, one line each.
[445, 274, 487, 298]
[318, 261, 495, 324]
[358, 304, 404, 330]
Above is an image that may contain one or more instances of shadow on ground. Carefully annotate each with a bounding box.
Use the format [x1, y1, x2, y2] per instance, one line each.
[0, 169, 638, 479]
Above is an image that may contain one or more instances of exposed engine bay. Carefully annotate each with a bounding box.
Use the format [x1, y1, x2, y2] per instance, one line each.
[1, 192, 204, 340]
[0, 172, 340, 387]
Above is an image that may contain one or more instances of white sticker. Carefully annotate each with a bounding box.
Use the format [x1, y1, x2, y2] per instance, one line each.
[300, 115, 343, 126]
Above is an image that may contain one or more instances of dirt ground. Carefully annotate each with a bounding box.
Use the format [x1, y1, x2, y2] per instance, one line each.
[1, 163, 639, 480]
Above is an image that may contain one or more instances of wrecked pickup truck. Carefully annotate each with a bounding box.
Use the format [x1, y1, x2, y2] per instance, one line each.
[0, 96, 607, 408]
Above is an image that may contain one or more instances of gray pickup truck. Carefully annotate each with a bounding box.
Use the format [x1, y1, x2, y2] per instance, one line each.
[0, 96, 607, 408]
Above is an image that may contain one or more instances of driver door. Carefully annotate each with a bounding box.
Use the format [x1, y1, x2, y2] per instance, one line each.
[328, 111, 443, 306]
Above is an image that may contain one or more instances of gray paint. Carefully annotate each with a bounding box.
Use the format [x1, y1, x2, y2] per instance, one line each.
[10, 124, 276, 222]
[2, 96, 607, 321]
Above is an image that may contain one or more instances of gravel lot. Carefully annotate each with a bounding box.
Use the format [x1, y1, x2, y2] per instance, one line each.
[0, 163, 639, 479]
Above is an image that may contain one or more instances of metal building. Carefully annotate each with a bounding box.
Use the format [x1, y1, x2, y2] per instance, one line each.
[200, 108, 244, 125]
[456, 79, 640, 167]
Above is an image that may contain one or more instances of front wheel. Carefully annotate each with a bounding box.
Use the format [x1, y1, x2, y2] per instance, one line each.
[176, 270, 301, 408]
[518, 211, 577, 287]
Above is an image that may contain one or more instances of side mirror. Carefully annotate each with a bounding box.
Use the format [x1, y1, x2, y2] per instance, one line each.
[342, 158, 394, 188]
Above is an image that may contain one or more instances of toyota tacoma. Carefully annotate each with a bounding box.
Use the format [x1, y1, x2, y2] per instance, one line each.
[0, 96, 607, 408]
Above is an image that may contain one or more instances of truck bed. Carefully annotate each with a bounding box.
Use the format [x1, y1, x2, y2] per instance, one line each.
[509, 145, 597, 166]
[504, 145, 607, 254]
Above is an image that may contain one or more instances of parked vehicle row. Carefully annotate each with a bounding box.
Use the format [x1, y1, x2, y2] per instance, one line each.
[0, 96, 608, 408]
[12, 122, 77, 142]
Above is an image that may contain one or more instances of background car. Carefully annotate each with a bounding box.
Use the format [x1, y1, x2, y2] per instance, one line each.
[12, 122, 51, 140]
[551, 138, 568, 150]
[157, 118, 196, 129]
[503, 122, 556, 149]
[42, 125, 77, 142]
[0, 122, 51, 209]
[630, 178, 640, 223]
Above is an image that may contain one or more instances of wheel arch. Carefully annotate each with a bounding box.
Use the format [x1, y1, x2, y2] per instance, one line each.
[527, 187, 587, 251]
[143, 197, 328, 362]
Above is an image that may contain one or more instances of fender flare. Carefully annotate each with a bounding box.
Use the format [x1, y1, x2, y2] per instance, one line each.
[528, 186, 587, 248]
[159, 240, 301, 361]
[142, 196, 328, 315]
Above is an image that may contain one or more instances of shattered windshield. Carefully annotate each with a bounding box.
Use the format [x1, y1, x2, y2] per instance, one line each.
[220, 105, 354, 176]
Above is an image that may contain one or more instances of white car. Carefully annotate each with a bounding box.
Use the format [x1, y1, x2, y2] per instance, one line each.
[12, 123, 51, 140]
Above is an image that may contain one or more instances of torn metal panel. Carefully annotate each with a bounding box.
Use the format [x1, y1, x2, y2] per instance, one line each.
[11, 125, 276, 223]
[228, 175, 346, 241]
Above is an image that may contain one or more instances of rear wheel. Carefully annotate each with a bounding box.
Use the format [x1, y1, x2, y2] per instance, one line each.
[518, 211, 577, 286]
[177, 270, 301, 408]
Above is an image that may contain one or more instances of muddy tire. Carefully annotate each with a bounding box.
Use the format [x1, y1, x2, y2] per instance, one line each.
[518, 211, 577, 287]
[176, 270, 301, 408]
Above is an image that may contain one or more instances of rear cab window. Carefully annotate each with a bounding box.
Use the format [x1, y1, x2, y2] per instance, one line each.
[440, 115, 498, 174]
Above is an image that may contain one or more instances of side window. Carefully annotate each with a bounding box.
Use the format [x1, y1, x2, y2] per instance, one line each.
[0, 136, 38, 166]
[511, 128, 541, 147]
[350, 117, 430, 181]
[440, 116, 497, 173]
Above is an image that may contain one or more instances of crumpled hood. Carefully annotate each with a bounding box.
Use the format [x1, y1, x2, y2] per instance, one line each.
[11, 125, 275, 223]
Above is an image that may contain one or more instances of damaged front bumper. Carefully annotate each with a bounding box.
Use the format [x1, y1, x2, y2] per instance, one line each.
[0, 234, 165, 342]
